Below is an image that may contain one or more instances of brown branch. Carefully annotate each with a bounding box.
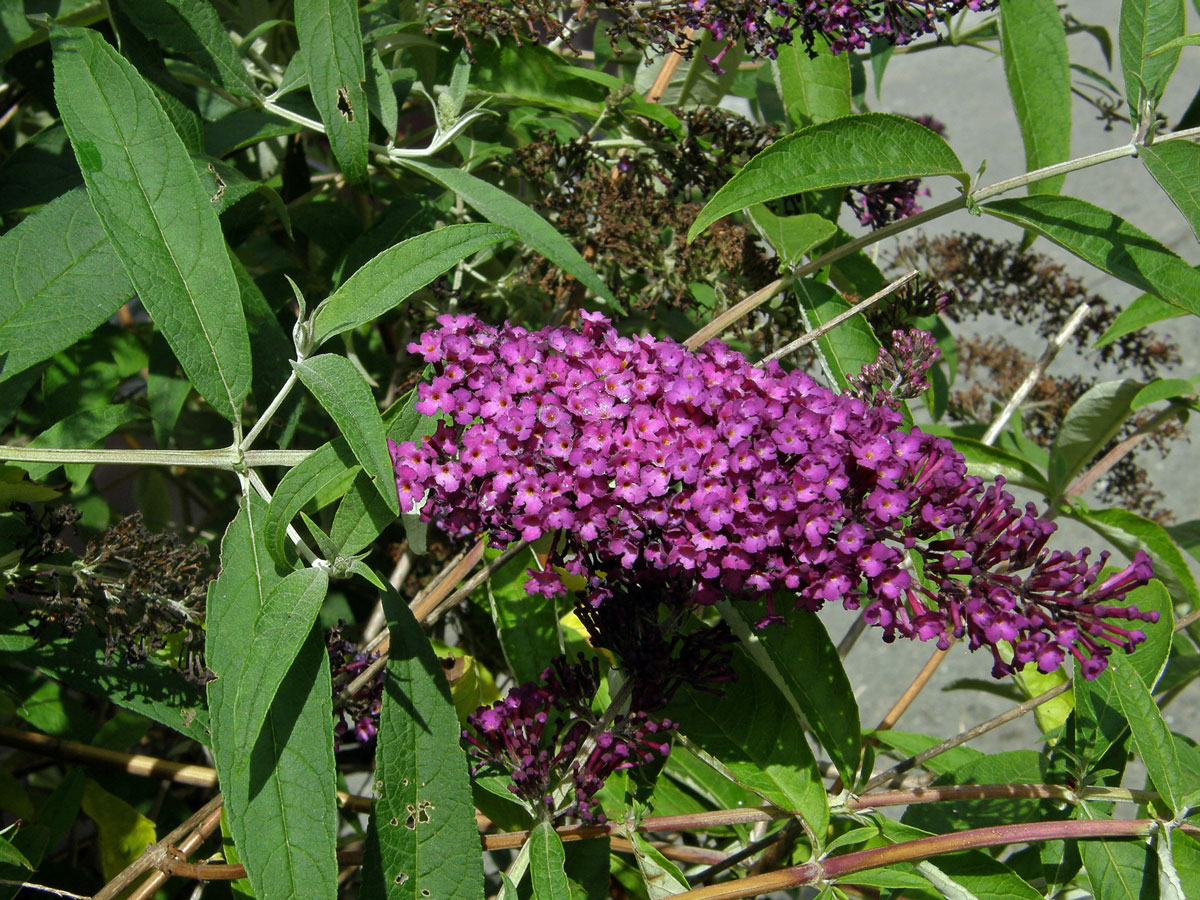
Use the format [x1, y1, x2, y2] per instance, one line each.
[0, 726, 371, 813]
[1064, 404, 1183, 499]
[94, 794, 224, 900]
[126, 802, 223, 900]
[670, 819, 1200, 900]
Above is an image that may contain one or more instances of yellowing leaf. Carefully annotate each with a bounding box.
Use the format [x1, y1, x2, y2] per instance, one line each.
[81, 780, 157, 881]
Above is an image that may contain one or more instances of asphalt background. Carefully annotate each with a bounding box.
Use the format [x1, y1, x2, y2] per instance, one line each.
[807, 0, 1200, 759]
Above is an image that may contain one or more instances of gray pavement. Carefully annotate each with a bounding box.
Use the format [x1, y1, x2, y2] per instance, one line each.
[820, 0, 1200, 755]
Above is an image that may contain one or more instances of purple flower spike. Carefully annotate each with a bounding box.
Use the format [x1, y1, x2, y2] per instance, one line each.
[399, 314, 1154, 683]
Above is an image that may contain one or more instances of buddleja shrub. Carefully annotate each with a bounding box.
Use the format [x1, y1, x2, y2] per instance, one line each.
[0, 1, 1198, 898]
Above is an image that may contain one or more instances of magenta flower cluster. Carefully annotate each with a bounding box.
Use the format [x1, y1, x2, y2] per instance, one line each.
[393, 312, 1155, 681]
[463, 654, 672, 823]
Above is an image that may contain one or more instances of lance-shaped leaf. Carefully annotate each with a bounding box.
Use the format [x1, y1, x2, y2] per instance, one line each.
[311, 223, 515, 346]
[688, 114, 967, 242]
[1047, 379, 1142, 495]
[207, 496, 339, 900]
[720, 600, 861, 786]
[1000, 0, 1071, 194]
[984, 195, 1200, 318]
[119, 0, 260, 100]
[264, 438, 361, 566]
[1072, 507, 1200, 611]
[772, 37, 851, 130]
[330, 472, 396, 558]
[1097, 288, 1188, 347]
[399, 158, 617, 309]
[529, 823, 572, 900]
[295, 0, 370, 186]
[51, 26, 251, 422]
[1080, 839, 1156, 900]
[793, 277, 882, 392]
[1120, 0, 1186, 118]
[1109, 652, 1185, 813]
[232, 567, 330, 756]
[0, 189, 132, 384]
[1140, 141, 1200, 241]
[360, 588, 483, 900]
[294, 354, 398, 515]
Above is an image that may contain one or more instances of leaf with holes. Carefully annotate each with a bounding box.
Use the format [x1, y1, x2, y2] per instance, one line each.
[295, 0, 369, 185]
[360, 588, 483, 900]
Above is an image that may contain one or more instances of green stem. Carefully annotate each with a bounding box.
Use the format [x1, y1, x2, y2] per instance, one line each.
[239, 371, 298, 452]
[688, 125, 1200, 348]
[0, 446, 311, 469]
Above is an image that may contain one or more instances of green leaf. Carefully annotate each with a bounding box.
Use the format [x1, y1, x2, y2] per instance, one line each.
[529, 823, 572, 900]
[793, 277, 883, 392]
[1072, 508, 1200, 611]
[668, 32, 744, 108]
[51, 26, 252, 422]
[1081, 838, 1155, 900]
[80, 780, 157, 881]
[399, 159, 617, 309]
[873, 730, 985, 777]
[624, 830, 690, 899]
[1140, 141, 1200, 241]
[1109, 651, 1185, 813]
[1132, 377, 1196, 409]
[0, 189, 132, 384]
[1000, 0, 1072, 195]
[481, 545, 560, 685]
[207, 496, 339, 900]
[984, 195, 1200, 319]
[232, 567, 330, 757]
[720, 601, 861, 786]
[942, 435, 1051, 494]
[330, 472, 396, 557]
[14, 404, 145, 483]
[293, 354, 399, 515]
[688, 114, 967, 242]
[311, 224, 515, 346]
[469, 41, 608, 116]
[749, 206, 838, 266]
[119, 0, 260, 100]
[1070, 577, 1174, 769]
[772, 37, 851, 130]
[365, 46, 399, 138]
[1120, 0, 1186, 118]
[1097, 288, 1189, 347]
[9, 629, 209, 745]
[1147, 31, 1200, 54]
[295, 0, 370, 185]
[666, 646, 828, 836]
[1048, 379, 1142, 495]
[264, 438, 361, 567]
[0, 837, 31, 871]
[360, 588, 484, 900]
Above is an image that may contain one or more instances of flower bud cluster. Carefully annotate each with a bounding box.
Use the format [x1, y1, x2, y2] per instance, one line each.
[395, 312, 1156, 681]
[463, 654, 672, 823]
[848, 328, 943, 409]
[326, 623, 383, 749]
[846, 179, 928, 229]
